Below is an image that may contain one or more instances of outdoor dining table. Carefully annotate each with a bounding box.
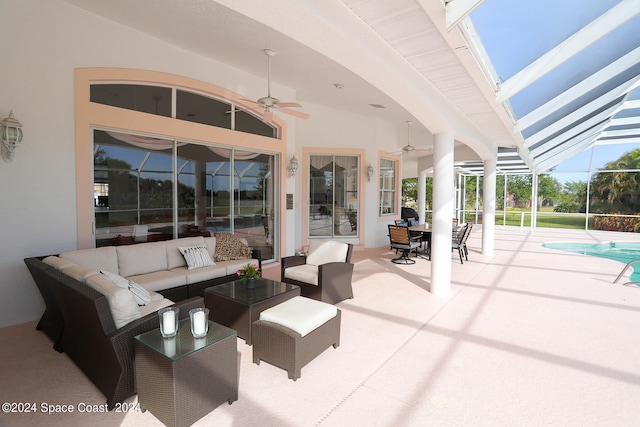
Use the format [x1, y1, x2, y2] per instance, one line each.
[408, 223, 432, 260]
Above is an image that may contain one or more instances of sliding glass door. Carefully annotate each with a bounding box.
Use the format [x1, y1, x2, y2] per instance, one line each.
[93, 130, 277, 261]
[308, 154, 359, 237]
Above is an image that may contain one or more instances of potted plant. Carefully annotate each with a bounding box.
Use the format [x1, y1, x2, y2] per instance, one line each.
[237, 263, 261, 288]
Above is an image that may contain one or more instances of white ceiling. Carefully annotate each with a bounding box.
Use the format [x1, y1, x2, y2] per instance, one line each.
[62, 0, 526, 172]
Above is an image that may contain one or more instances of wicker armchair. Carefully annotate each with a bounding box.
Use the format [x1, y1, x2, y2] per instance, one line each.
[280, 240, 354, 304]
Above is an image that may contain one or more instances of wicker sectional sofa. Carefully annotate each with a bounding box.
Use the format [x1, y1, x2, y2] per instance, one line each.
[24, 234, 260, 409]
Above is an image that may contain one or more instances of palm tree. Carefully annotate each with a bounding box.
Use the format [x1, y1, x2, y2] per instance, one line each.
[590, 149, 640, 214]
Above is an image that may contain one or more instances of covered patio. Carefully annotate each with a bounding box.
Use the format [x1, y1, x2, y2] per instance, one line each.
[3, 225, 640, 426]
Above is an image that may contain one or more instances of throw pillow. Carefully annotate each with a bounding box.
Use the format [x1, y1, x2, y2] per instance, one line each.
[100, 270, 152, 306]
[179, 245, 215, 270]
[213, 232, 253, 261]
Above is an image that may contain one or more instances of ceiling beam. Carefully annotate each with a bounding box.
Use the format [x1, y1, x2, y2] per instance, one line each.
[610, 116, 640, 126]
[527, 103, 619, 153]
[601, 129, 640, 138]
[515, 46, 640, 132]
[523, 77, 640, 147]
[594, 137, 640, 145]
[445, 0, 483, 31]
[625, 99, 640, 109]
[534, 131, 602, 173]
[497, 0, 640, 103]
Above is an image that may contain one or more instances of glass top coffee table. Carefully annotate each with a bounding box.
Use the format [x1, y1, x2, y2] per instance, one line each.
[204, 278, 300, 345]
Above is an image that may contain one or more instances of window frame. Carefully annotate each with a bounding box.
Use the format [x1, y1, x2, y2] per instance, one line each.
[378, 156, 399, 217]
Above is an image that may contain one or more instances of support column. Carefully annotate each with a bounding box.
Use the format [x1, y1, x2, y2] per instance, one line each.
[431, 132, 454, 297]
[482, 155, 496, 256]
[531, 173, 538, 229]
[418, 170, 428, 224]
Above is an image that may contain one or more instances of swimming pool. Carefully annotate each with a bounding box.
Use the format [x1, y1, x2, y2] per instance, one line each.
[542, 242, 640, 283]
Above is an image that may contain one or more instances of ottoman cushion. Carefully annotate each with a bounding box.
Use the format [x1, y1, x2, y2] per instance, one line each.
[259, 296, 337, 337]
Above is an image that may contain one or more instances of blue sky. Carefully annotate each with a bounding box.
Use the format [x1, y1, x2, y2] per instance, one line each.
[471, 0, 639, 184]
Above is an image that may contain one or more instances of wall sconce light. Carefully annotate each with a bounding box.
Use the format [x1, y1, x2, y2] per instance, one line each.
[288, 155, 299, 177]
[366, 164, 374, 181]
[0, 111, 23, 160]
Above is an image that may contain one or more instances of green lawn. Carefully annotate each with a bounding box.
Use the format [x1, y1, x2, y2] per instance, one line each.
[496, 209, 586, 229]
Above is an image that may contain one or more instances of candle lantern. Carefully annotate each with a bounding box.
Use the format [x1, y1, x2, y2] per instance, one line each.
[189, 308, 210, 338]
[158, 307, 180, 338]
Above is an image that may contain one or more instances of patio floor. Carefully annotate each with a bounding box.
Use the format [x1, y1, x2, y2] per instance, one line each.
[1, 226, 640, 426]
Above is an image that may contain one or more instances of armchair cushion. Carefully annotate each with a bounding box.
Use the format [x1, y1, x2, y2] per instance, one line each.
[306, 240, 349, 266]
[284, 264, 319, 286]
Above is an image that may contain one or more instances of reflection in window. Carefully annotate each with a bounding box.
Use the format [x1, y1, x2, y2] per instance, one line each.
[93, 130, 175, 246]
[176, 90, 231, 128]
[379, 158, 396, 215]
[93, 130, 276, 260]
[309, 155, 359, 237]
[90, 84, 172, 117]
[90, 83, 277, 138]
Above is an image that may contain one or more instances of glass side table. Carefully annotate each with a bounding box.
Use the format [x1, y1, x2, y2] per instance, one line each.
[134, 318, 238, 427]
[204, 278, 300, 345]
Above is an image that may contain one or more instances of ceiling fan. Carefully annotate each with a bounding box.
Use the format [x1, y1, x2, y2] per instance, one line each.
[388, 121, 432, 157]
[243, 49, 310, 122]
[390, 121, 416, 155]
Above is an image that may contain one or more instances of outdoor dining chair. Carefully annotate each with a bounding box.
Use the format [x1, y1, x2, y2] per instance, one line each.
[452, 223, 472, 263]
[388, 224, 422, 264]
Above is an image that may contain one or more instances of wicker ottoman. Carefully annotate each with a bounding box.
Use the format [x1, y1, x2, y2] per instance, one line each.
[252, 296, 341, 380]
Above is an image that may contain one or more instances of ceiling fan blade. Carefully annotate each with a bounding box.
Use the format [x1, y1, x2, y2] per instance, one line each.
[279, 108, 310, 119]
[277, 102, 303, 108]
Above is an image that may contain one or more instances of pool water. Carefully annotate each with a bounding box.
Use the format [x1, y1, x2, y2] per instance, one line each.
[542, 242, 640, 283]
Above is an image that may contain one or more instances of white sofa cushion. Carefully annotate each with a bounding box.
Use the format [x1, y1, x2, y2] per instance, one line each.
[218, 258, 261, 277]
[128, 269, 188, 292]
[139, 298, 174, 317]
[85, 273, 141, 329]
[63, 265, 99, 282]
[182, 265, 229, 284]
[306, 240, 349, 266]
[203, 236, 216, 259]
[59, 246, 119, 275]
[179, 245, 215, 270]
[259, 296, 337, 337]
[165, 237, 206, 270]
[42, 256, 75, 270]
[100, 270, 152, 306]
[284, 264, 319, 286]
[117, 241, 168, 277]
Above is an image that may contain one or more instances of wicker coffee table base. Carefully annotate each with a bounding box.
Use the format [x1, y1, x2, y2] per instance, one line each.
[135, 332, 238, 427]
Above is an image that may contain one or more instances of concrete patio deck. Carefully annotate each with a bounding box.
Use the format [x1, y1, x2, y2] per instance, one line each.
[1, 225, 639, 426]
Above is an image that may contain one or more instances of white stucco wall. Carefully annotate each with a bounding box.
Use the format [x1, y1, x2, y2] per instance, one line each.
[0, 0, 404, 327]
